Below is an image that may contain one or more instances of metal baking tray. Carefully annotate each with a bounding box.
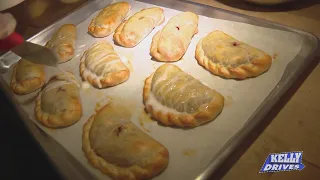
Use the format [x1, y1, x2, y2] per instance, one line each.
[0, 0, 318, 180]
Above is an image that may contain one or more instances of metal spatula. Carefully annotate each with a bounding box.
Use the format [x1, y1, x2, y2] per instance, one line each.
[0, 0, 114, 73]
[0, 41, 59, 73]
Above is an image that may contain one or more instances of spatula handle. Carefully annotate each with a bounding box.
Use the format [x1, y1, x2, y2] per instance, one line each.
[0, 32, 24, 52]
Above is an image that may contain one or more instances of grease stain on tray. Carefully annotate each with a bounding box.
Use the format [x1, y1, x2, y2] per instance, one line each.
[127, 60, 133, 72]
[95, 96, 112, 112]
[182, 148, 197, 157]
[152, 63, 158, 69]
[75, 44, 89, 57]
[81, 81, 92, 92]
[224, 95, 233, 107]
[273, 53, 278, 60]
[106, 95, 138, 112]
[119, 51, 134, 72]
[139, 110, 154, 132]
[20, 93, 38, 105]
[81, 82, 106, 99]
[95, 91, 106, 99]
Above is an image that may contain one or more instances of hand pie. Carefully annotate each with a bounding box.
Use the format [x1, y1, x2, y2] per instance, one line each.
[35, 72, 82, 128]
[143, 64, 224, 127]
[10, 59, 45, 95]
[46, 24, 77, 63]
[80, 41, 130, 89]
[150, 12, 198, 62]
[88, 2, 130, 38]
[82, 103, 169, 180]
[114, 7, 165, 48]
[195, 30, 272, 79]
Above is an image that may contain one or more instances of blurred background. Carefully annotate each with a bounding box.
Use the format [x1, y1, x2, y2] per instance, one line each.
[1, 0, 88, 39]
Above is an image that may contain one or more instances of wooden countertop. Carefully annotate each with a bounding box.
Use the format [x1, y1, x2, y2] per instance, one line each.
[185, 0, 320, 179]
[3, 0, 320, 179]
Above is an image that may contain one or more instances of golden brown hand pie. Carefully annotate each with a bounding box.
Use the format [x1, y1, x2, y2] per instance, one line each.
[10, 59, 45, 95]
[80, 41, 130, 89]
[82, 103, 169, 180]
[88, 2, 131, 38]
[150, 12, 198, 62]
[35, 72, 82, 128]
[143, 64, 224, 127]
[46, 24, 77, 63]
[114, 7, 165, 48]
[195, 30, 272, 79]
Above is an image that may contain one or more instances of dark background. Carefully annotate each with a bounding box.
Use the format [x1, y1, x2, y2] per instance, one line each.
[0, 89, 62, 180]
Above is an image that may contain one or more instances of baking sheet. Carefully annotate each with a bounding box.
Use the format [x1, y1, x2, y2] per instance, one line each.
[0, 0, 305, 179]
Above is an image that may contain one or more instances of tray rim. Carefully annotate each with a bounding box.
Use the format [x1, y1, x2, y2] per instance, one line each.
[0, 0, 319, 179]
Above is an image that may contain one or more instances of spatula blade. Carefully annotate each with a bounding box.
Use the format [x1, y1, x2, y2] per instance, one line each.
[11, 41, 59, 66]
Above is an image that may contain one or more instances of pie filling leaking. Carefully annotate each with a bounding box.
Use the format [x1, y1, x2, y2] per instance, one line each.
[202, 34, 262, 67]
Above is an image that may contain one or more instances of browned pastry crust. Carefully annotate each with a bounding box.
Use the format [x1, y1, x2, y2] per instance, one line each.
[79, 41, 130, 89]
[35, 72, 82, 128]
[143, 64, 224, 127]
[82, 103, 169, 180]
[114, 7, 165, 48]
[88, 2, 131, 38]
[46, 24, 77, 63]
[10, 59, 45, 95]
[195, 30, 272, 79]
[150, 12, 198, 62]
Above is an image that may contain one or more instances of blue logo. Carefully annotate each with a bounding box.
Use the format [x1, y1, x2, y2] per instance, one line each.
[259, 151, 305, 173]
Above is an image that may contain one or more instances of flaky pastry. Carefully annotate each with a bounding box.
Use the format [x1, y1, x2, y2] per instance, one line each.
[195, 30, 272, 79]
[114, 7, 164, 47]
[10, 59, 45, 95]
[82, 103, 169, 180]
[46, 24, 77, 63]
[88, 2, 130, 38]
[35, 72, 82, 128]
[79, 41, 130, 89]
[150, 12, 198, 62]
[143, 64, 224, 127]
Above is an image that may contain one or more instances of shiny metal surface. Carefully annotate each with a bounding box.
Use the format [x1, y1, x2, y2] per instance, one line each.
[0, 0, 318, 179]
[0, 41, 60, 73]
